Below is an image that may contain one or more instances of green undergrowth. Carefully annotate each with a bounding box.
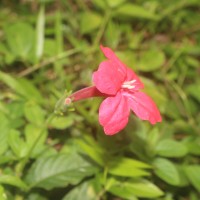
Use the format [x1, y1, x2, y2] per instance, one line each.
[0, 0, 200, 200]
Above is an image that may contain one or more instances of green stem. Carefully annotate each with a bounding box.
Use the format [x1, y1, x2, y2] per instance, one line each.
[18, 48, 82, 77]
[169, 80, 198, 134]
[36, 3, 45, 59]
[17, 113, 56, 176]
[92, 9, 111, 50]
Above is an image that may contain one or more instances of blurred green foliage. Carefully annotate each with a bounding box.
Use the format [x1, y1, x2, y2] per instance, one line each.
[0, 0, 200, 200]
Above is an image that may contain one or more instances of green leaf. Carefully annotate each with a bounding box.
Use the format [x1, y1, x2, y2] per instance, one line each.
[0, 185, 7, 200]
[176, 165, 189, 187]
[153, 158, 180, 186]
[186, 83, 200, 103]
[104, 21, 121, 48]
[0, 72, 43, 103]
[106, 0, 126, 8]
[92, 0, 107, 10]
[0, 155, 15, 165]
[114, 3, 158, 20]
[0, 175, 28, 191]
[183, 137, 200, 155]
[26, 153, 96, 190]
[4, 22, 35, 58]
[155, 139, 188, 157]
[8, 129, 29, 158]
[0, 113, 9, 155]
[108, 157, 151, 177]
[24, 102, 45, 126]
[62, 181, 97, 200]
[6, 101, 24, 128]
[76, 138, 105, 166]
[80, 12, 102, 34]
[184, 165, 200, 192]
[0, 43, 15, 65]
[25, 124, 47, 158]
[50, 116, 74, 129]
[138, 49, 165, 71]
[44, 39, 57, 56]
[27, 193, 47, 200]
[108, 178, 163, 199]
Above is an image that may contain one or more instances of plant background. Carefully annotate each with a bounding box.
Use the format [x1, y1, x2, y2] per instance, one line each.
[0, 0, 200, 200]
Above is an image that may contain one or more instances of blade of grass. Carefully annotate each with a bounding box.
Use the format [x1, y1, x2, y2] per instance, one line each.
[36, 3, 45, 59]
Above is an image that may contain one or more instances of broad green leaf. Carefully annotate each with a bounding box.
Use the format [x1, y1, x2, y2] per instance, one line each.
[0, 43, 15, 65]
[92, 0, 107, 10]
[138, 49, 165, 71]
[108, 157, 151, 177]
[4, 22, 35, 58]
[80, 12, 102, 34]
[6, 101, 24, 128]
[155, 139, 188, 157]
[176, 165, 189, 187]
[183, 137, 200, 155]
[8, 129, 29, 158]
[62, 181, 97, 200]
[0, 185, 7, 200]
[153, 158, 180, 186]
[26, 153, 96, 190]
[17, 79, 44, 103]
[114, 3, 158, 20]
[184, 165, 200, 192]
[186, 83, 200, 103]
[106, 0, 126, 8]
[0, 72, 43, 103]
[0, 175, 28, 191]
[44, 39, 57, 56]
[186, 56, 199, 68]
[25, 124, 47, 158]
[108, 178, 163, 199]
[50, 116, 74, 129]
[27, 193, 47, 200]
[0, 155, 16, 165]
[24, 102, 45, 126]
[0, 113, 9, 155]
[76, 139, 104, 166]
[76, 135, 106, 166]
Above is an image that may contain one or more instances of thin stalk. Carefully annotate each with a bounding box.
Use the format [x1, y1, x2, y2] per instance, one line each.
[36, 3, 45, 59]
[92, 9, 111, 49]
[18, 48, 82, 77]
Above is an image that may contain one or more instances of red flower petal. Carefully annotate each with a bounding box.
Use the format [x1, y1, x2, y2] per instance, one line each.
[99, 92, 130, 135]
[100, 45, 127, 75]
[127, 91, 162, 124]
[100, 45, 144, 90]
[93, 60, 125, 95]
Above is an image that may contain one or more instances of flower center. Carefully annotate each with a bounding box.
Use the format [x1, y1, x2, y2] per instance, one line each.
[121, 79, 136, 89]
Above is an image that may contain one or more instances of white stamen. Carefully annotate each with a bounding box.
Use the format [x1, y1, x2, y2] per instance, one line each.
[121, 79, 136, 90]
[127, 85, 135, 89]
[130, 80, 136, 83]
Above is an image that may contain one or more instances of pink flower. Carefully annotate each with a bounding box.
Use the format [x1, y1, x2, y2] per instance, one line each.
[65, 45, 162, 135]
